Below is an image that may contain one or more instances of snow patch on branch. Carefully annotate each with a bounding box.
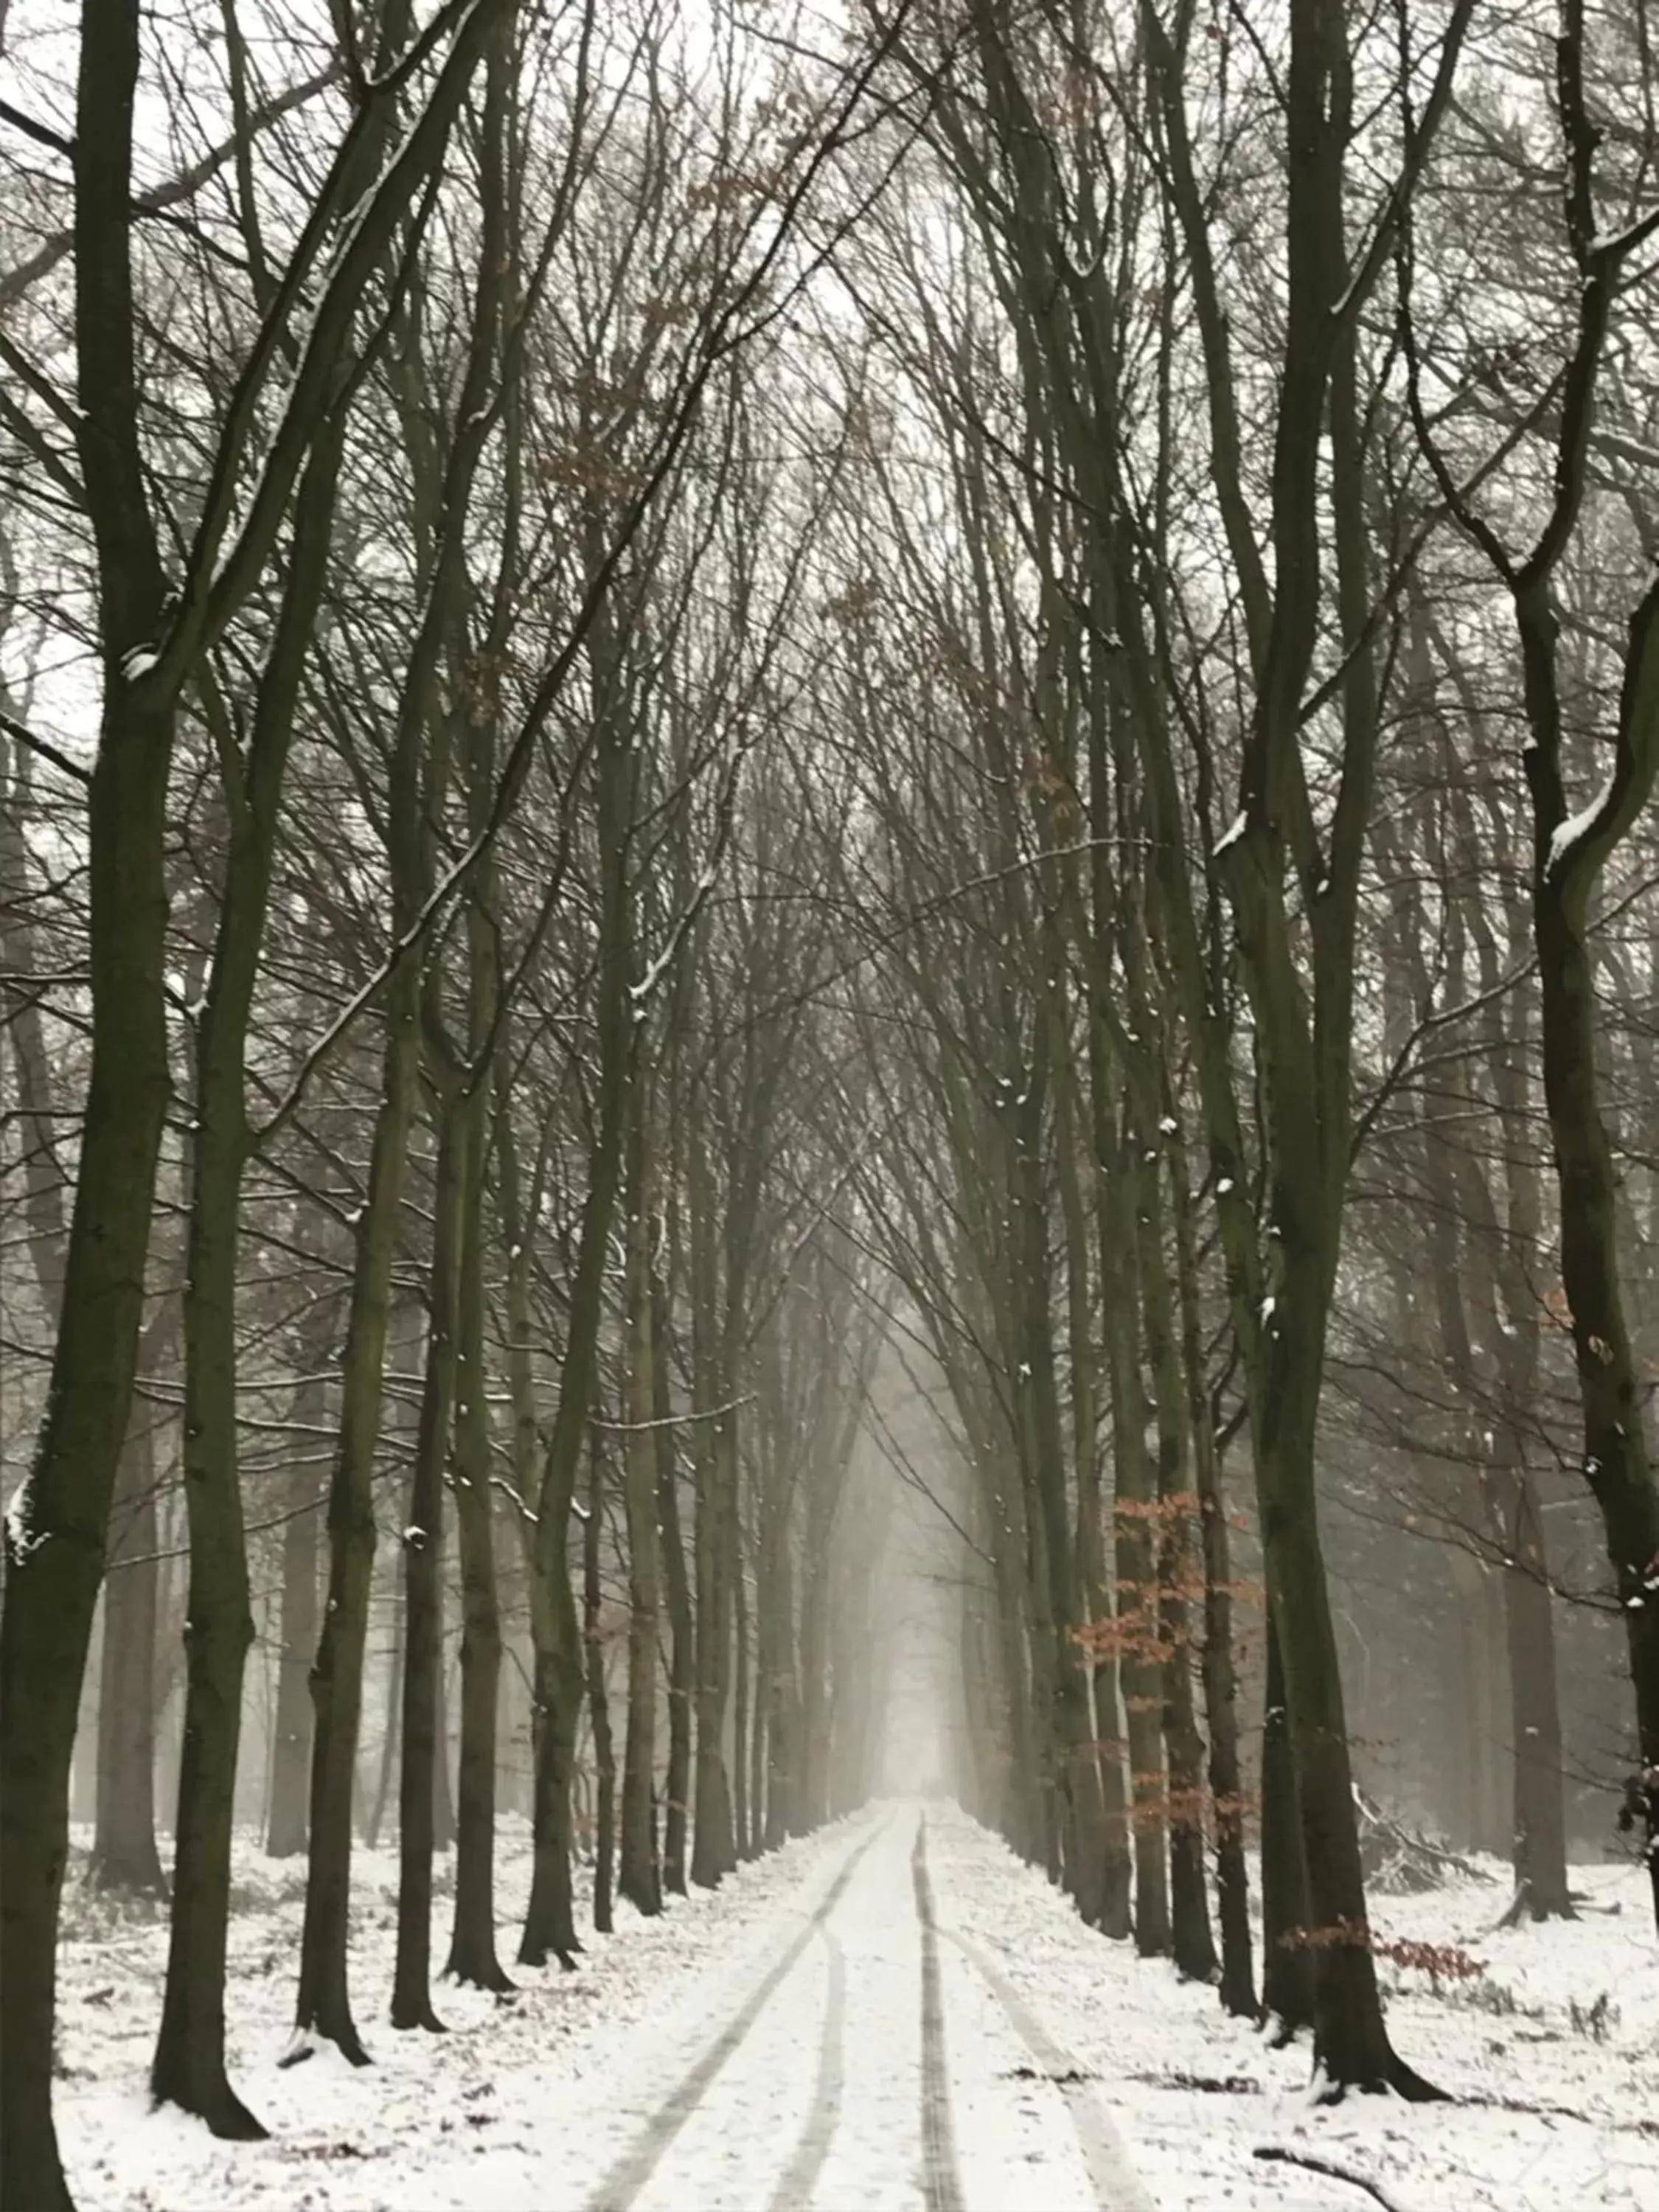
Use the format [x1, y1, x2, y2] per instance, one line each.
[1546, 768, 1620, 880]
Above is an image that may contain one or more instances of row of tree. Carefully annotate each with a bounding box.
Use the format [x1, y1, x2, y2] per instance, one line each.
[832, 0, 1659, 2104]
[0, 5, 907, 2205]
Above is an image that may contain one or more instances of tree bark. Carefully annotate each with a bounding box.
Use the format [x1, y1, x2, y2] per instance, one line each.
[585, 1432, 616, 1935]
[447, 1096, 512, 1986]
[655, 1278, 695, 1893]
[1101, 1139, 1170, 1955]
[0, 5, 175, 2194]
[617, 1108, 663, 1913]
[1171, 1133, 1256, 2015]
[733, 1494, 754, 1860]
[1139, 1163, 1217, 1985]
[266, 1342, 333, 1860]
[1259, 1618, 1315, 2037]
[690, 1164, 738, 1886]
[1496, 1467, 1573, 1920]
[90, 1387, 167, 1897]
[392, 1110, 466, 2033]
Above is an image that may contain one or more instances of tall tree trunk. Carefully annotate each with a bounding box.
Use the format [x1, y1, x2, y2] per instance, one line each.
[585, 1433, 616, 1934]
[1259, 1617, 1315, 2036]
[1059, 1025, 1131, 1935]
[1139, 1164, 1217, 1984]
[1448, 1554, 1507, 1858]
[392, 1110, 466, 2032]
[522, 554, 636, 1961]
[366, 1598, 403, 1852]
[1014, 1065, 1107, 1927]
[294, 970, 420, 2062]
[447, 1094, 512, 1986]
[0, 9, 175, 2195]
[655, 1280, 695, 1894]
[266, 1343, 333, 1860]
[796, 1483, 832, 1840]
[1495, 1464, 1573, 1921]
[618, 1116, 663, 1913]
[495, 1072, 583, 1975]
[1102, 1143, 1170, 1954]
[293, 0, 516, 2043]
[733, 1498, 754, 1861]
[1528, 754, 1659, 1930]
[151, 572, 352, 2129]
[690, 1152, 737, 1885]
[433, 1582, 456, 1856]
[1170, 1133, 1255, 2015]
[1253, 1250, 1424, 2091]
[762, 1518, 795, 1851]
[90, 1393, 167, 1896]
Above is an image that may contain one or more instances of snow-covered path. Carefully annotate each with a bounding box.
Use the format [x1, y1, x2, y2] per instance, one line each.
[582, 1809, 1142, 2212]
[58, 1800, 1659, 2211]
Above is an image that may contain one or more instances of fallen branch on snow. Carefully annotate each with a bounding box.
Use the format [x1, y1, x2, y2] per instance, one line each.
[1254, 2144, 1411, 2211]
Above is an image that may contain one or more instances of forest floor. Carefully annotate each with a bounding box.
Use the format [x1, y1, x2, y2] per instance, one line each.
[55, 1802, 1659, 2211]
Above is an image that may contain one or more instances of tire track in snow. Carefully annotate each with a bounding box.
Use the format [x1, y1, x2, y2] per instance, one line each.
[582, 1817, 884, 2212]
[911, 1816, 965, 2212]
[763, 1927, 846, 2212]
[942, 1921, 1156, 2212]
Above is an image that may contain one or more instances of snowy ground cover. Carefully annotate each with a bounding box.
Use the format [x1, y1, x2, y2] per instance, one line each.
[925, 1806, 1659, 2211]
[53, 1802, 1659, 2211]
[57, 1810, 876, 2211]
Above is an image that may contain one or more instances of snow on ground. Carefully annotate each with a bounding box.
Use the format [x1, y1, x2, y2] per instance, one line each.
[58, 1810, 877, 2211]
[54, 1803, 1659, 2211]
[926, 1806, 1659, 2212]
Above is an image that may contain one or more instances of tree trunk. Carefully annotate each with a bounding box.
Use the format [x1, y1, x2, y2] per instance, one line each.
[433, 1582, 456, 1857]
[294, 967, 420, 2063]
[366, 1597, 403, 1852]
[1171, 1135, 1256, 2015]
[392, 1107, 466, 2033]
[658, 1422, 695, 1896]
[1101, 1142, 1170, 1954]
[90, 1397, 166, 1896]
[521, 1589, 585, 1967]
[1495, 1465, 1573, 1919]
[762, 1521, 796, 1851]
[1139, 1169, 1217, 1985]
[1255, 1245, 1433, 2096]
[1015, 1068, 1107, 1927]
[733, 1497, 754, 1861]
[618, 1127, 663, 1913]
[585, 1431, 617, 1935]
[447, 1095, 512, 1987]
[1528, 736, 1659, 1933]
[522, 584, 636, 1957]
[0, 11, 175, 2181]
[1062, 1023, 1132, 1936]
[154, 734, 316, 2135]
[266, 1352, 331, 1860]
[1259, 1617, 1315, 2036]
[797, 1485, 832, 1840]
[655, 1278, 695, 1893]
[690, 1344, 737, 1883]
